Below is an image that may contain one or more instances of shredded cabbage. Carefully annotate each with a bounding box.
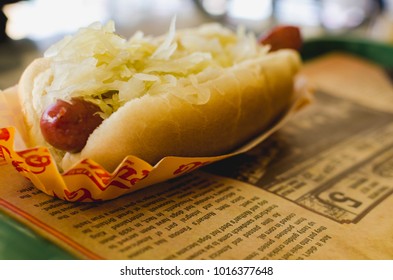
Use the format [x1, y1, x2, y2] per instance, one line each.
[35, 18, 269, 119]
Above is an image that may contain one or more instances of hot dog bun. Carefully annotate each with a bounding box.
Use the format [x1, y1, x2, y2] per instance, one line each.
[18, 22, 301, 172]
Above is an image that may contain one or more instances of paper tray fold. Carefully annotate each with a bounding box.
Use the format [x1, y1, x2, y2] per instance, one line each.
[0, 81, 311, 202]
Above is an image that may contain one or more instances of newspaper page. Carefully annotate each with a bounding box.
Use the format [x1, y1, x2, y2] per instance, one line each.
[0, 52, 392, 259]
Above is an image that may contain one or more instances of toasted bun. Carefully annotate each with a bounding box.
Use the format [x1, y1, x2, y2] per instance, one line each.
[18, 57, 51, 148]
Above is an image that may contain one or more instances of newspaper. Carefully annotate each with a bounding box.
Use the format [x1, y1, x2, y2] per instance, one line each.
[0, 52, 392, 259]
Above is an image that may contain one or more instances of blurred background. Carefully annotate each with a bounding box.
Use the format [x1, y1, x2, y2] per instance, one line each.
[1, 0, 393, 89]
[1, 0, 393, 260]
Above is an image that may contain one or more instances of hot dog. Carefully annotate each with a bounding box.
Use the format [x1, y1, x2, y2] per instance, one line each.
[40, 98, 104, 152]
[18, 20, 302, 172]
[259, 25, 302, 52]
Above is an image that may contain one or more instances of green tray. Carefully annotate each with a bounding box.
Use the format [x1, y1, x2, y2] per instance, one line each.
[0, 211, 75, 259]
[1, 36, 393, 260]
[301, 36, 393, 67]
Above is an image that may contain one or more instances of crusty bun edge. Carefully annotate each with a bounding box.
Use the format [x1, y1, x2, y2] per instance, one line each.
[19, 49, 301, 172]
[18, 57, 51, 148]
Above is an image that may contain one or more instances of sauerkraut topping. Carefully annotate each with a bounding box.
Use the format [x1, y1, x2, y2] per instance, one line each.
[35, 17, 269, 118]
